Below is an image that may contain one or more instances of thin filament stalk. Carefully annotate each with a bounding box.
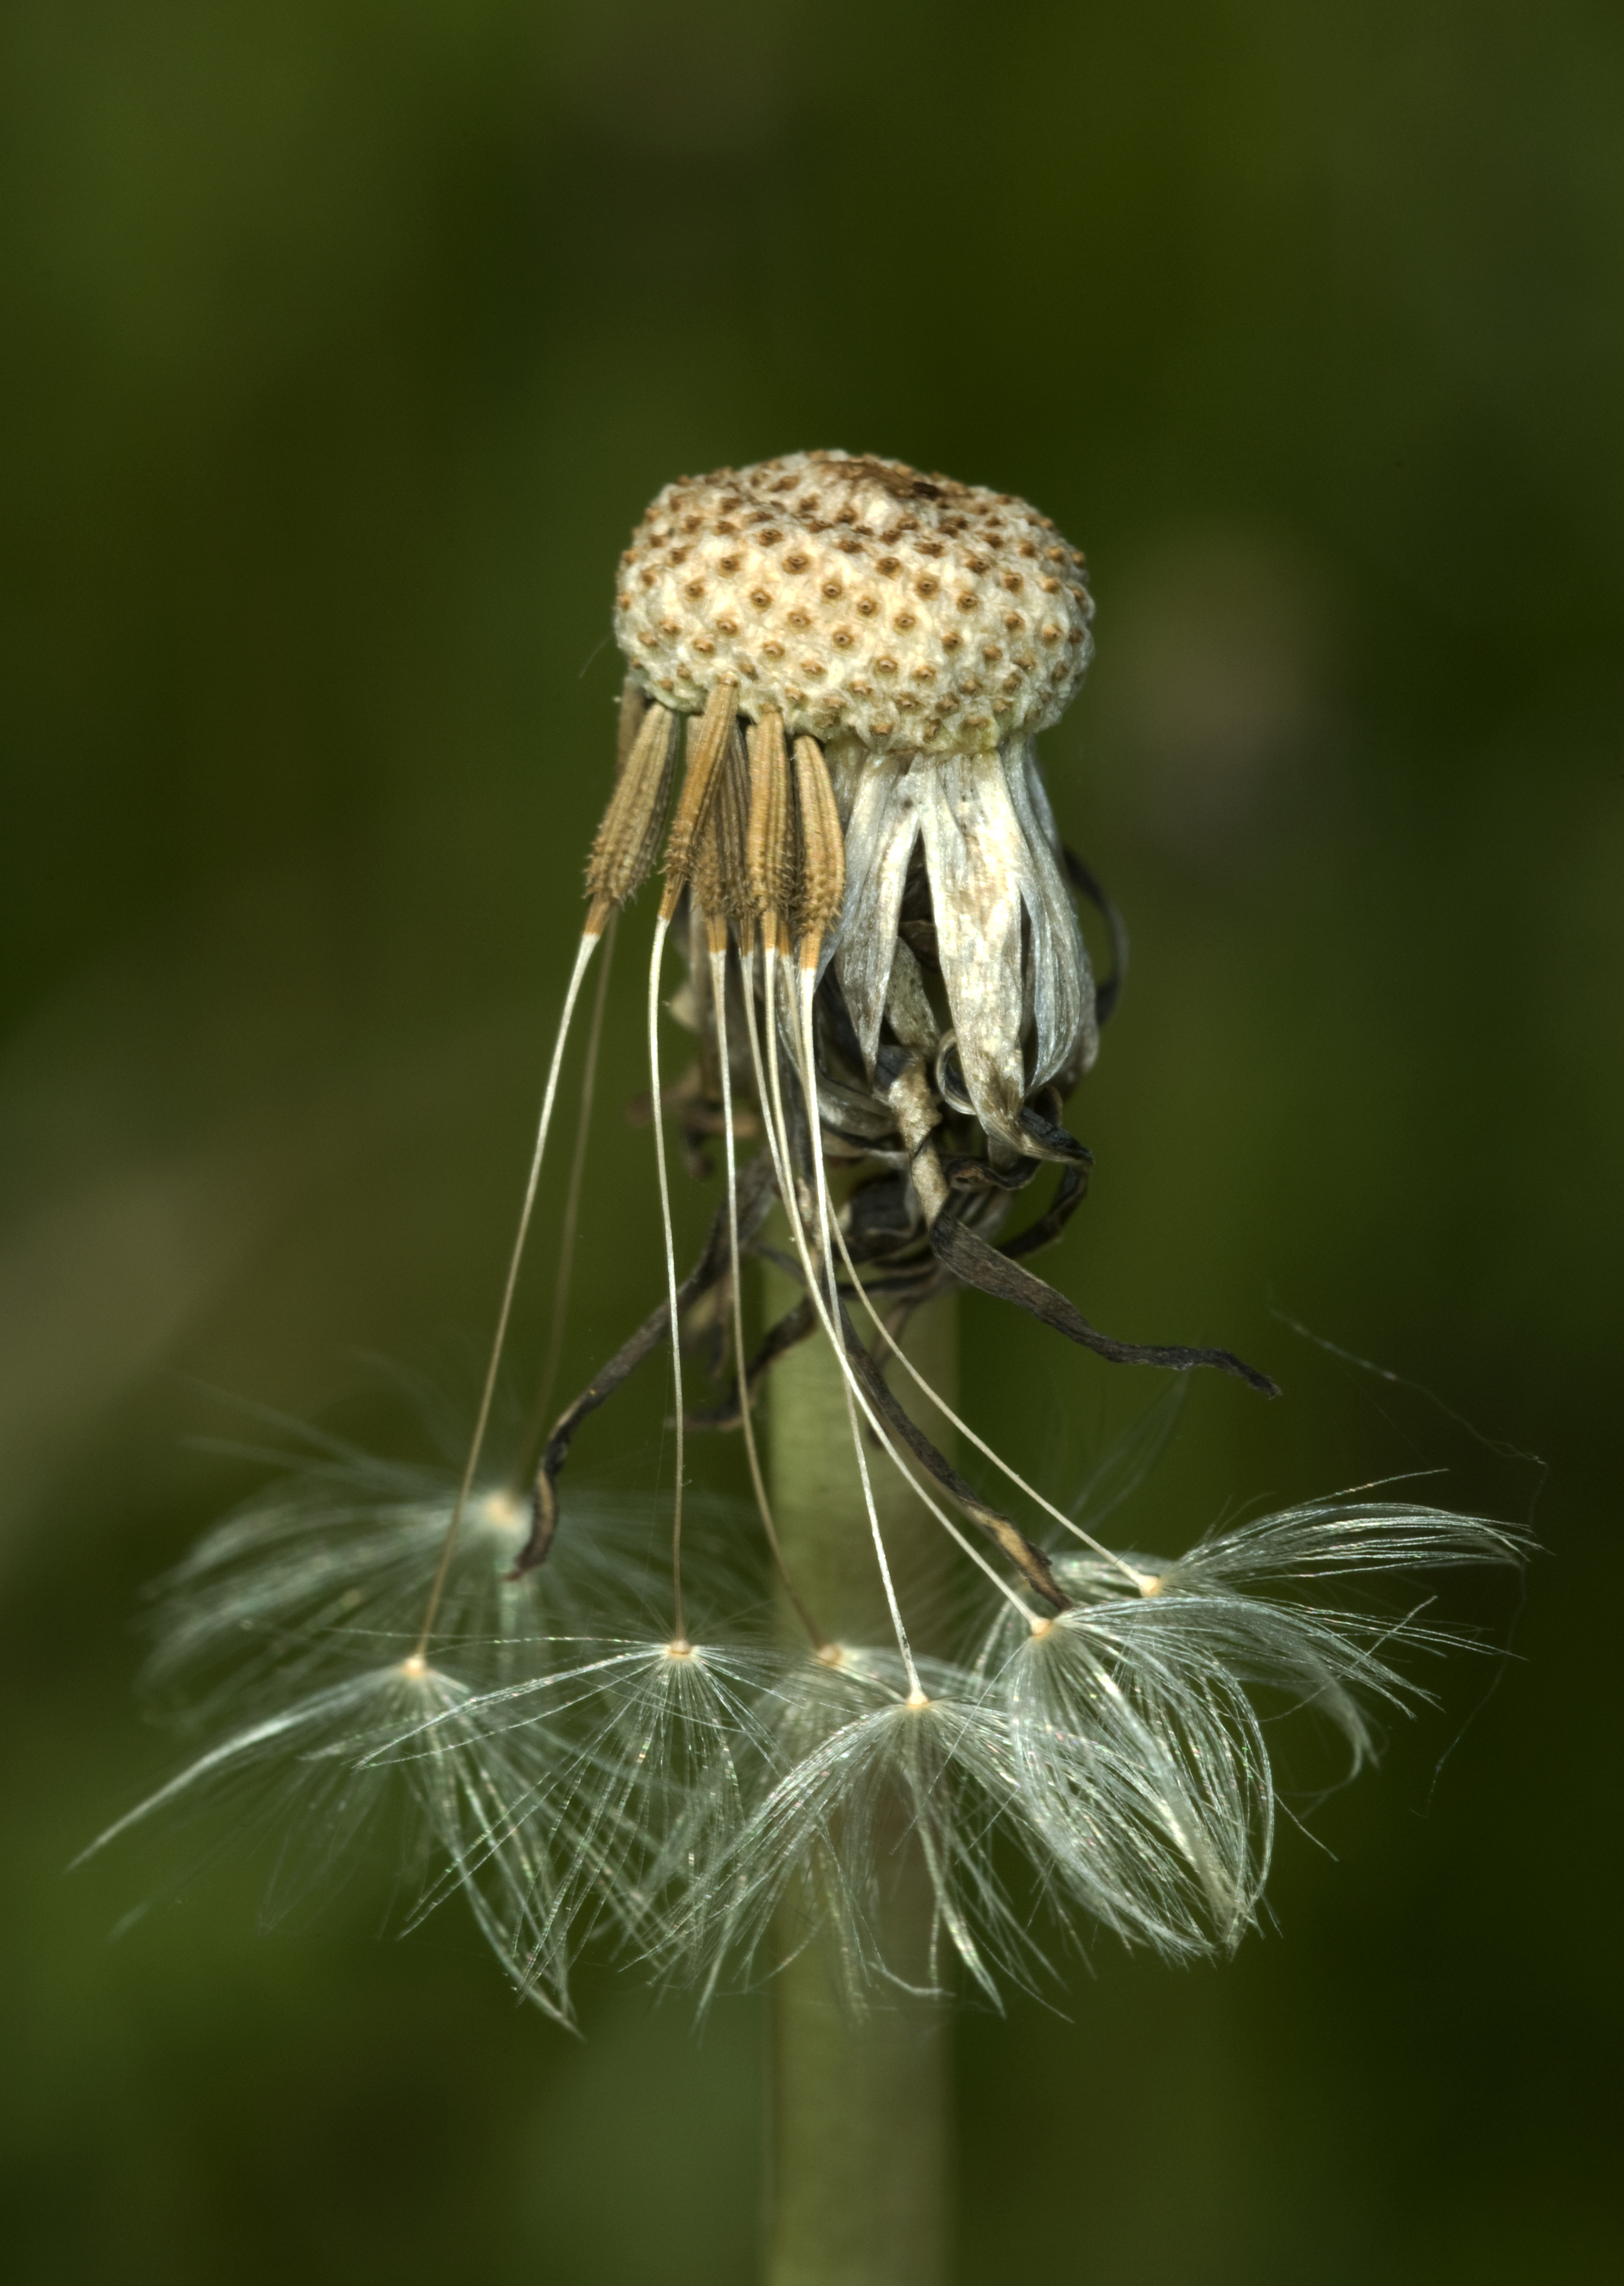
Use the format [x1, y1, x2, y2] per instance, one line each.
[739, 949, 793, 1205]
[415, 927, 600, 1654]
[791, 965, 1038, 1629]
[647, 912, 688, 1646]
[825, 1203, 1146, 1591]
[762, 947, 922, 1692]
[511, 909, 620, 1489]
[710, 944, 826, 1650]
[746, 949, 1018, 1616]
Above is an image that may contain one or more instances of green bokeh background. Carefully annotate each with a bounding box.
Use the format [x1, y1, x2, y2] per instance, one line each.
[2, 3, 1618, 2279]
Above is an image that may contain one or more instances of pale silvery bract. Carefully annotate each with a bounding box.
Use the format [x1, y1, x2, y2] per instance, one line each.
[831, 738, 1095, 1157]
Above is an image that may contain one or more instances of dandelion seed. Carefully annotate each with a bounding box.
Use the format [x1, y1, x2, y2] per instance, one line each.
[142, 1410, 664, 1712]
[677, 1648, 1041, 2005]
[81, 1657, 578, 2023]
[431, 1636, 793, 1996]
[981, 1500, 1528, 1958]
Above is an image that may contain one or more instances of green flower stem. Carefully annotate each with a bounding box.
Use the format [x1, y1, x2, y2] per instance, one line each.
[761, 1255, 956, 2286]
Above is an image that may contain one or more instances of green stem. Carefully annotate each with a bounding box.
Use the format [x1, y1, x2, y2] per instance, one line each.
[761, 1258, 956, 2286]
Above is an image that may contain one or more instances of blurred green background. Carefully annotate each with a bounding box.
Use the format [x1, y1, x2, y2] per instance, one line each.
[1, 1, 1618, 2279]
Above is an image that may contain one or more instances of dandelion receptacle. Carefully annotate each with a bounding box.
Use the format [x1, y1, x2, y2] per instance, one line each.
[89, 451, 1526, 2286]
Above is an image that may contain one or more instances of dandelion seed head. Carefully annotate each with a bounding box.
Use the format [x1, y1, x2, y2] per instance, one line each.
[614, 450, 1093, 757]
